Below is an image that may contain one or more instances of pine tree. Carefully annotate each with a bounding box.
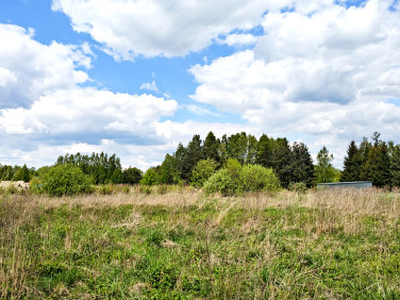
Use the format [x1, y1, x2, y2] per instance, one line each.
[389, 144, 400, 187]
[255, 134, 272, 168]
[271, 138, 293, 188]
[13, 164, 31, 182]
[159, 154, 177, 184]
[203, 131, 220, 162]
[341, 140, 363, 182]
[361, 138, 391, 187]
[290, 142, 315, 187]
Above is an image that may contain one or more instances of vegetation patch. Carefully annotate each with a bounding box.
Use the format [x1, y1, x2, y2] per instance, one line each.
[1, 189, 399, 298]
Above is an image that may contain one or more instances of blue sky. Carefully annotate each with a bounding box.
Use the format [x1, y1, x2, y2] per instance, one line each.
[0, 0, 400, 170]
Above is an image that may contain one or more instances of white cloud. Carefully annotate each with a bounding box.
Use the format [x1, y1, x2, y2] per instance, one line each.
[218, 33, 258, 46]
[0, 24, 91, 108]
[51, 0, 282, 59]
[0, 88, 177, 137]
[140, 81, 159, 93]
[190, 0, 400, 165]
[186, 105, 220, 117]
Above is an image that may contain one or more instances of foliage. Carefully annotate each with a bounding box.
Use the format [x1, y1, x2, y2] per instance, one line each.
[202, 131, 220, 162]
[158, 154, 177, 184]
[239, 164, 280, 192]
[361, 139, 391, 187]
[341, 140, 363, 182]
[315, 146, 338, 183]
[389, 144, 400, 187]
[33, 164, 93, 197]
[122, 167, 142, 185]
[255, 134, 272, 168]
[13, 164, 31, 182]
[56, 152, 122, 184]
[204, 160, 280, 195]
[288, 181, 308, 193]
[140, 168, 158, 186]
[203, 168, 238, 196]
[191, 159, 218, 187]
[290, 142, 315, 187]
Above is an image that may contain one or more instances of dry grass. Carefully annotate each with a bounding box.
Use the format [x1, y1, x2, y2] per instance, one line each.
[1, 187, 399, 298]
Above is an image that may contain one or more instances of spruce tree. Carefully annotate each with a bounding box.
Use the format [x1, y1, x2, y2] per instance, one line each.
[341, 140, 362, 182]
[203, 131, 220, 162]
[389, 144, 400, 187]
[271, 138, 293, 188]
[255, 134, 272, 168]
[361, 138, 391, 187]
[290, 142, 315, 187]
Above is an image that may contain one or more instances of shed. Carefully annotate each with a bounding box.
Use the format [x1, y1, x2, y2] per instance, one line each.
[317, 181, 373, 189]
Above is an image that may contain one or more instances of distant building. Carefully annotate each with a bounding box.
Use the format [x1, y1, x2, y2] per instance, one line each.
[317, 181, 373, 189]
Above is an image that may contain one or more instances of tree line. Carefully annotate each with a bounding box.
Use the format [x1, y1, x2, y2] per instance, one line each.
[1, 131, 400, 189]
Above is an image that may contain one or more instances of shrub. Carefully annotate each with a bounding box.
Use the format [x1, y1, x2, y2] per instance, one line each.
[97, 184, 114, 195]
[140, 168, 158, 186]
[203, 169, 238, 196]
[33, 164, 93, 197]
[239, 165, 280, 192]
[203, 162, 280, 196]
[288, 182, 308, 193]
[191, 159, 218, 187]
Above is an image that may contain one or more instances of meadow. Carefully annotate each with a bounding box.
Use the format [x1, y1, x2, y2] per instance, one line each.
[1, 187, 399, 299]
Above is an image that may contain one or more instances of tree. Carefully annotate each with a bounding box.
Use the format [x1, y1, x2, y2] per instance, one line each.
[34, 164, 92, 197]
[174, 143, 191, 182]
[122, 167, 142, 185]
[191, 159, 218, 187]
[270, 138, 293, 188]
[159, 154, 177, 184]
[341, 140, 363, 182]
[140, 168, 158, 186]
[13, 164, 31, 182]
[389, 144, 400, 187]
[290, 142, 315, 187]
[315, 146, 337, 183]
[203, 131, 220, 163]
[255, 134, 272, 168]
[186, 134, 204, 179]
[110, 169, 123, 184]
[361, 139, 391, 187]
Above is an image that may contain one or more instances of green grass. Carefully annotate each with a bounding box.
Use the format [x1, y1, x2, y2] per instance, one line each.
[1, 188, 400, 299]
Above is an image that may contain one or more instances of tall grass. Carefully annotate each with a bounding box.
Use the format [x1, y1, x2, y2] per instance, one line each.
[1, 188, 399, 298]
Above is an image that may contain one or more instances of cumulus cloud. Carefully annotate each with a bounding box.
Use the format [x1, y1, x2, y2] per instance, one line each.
[51, 0, 280, 59]
[0, 24, 91, 108]
[218, 33, 258, 46]
[0, 88, 178, 140]
[190, 0, 400, 165]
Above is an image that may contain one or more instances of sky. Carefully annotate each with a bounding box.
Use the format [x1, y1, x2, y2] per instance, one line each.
[0, 0, 400, 170]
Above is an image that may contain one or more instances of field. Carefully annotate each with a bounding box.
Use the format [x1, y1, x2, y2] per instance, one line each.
[1, 187, 399, 299]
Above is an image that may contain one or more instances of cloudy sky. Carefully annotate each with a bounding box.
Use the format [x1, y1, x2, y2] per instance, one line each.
[1, 0, 399, 170]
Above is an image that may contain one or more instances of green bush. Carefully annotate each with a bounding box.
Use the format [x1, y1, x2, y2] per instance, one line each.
[33, 164, 93, 197]
[239, 164, 280, 192]
[97, 184, 114, 195]
[140, 168, 158, 186]
[203, 169, 238, 196]
[191, 159, 218, 187]
[204, 162, 280, 196]
[288, 182, 308, 193]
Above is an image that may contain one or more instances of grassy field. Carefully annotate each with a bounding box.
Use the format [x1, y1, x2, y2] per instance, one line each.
[1, 187, 399, 299]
